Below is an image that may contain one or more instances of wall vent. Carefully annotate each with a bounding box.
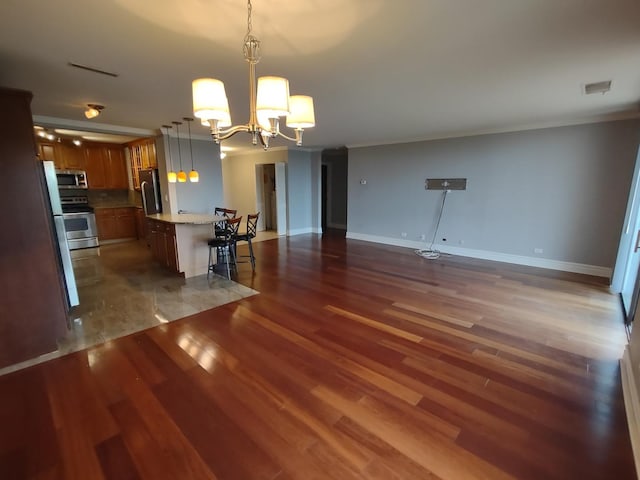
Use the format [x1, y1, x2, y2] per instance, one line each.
[584, 80, 612, 95]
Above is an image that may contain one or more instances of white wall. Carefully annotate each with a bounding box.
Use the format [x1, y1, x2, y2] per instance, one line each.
[221, 149, 287, 218]
[221, 148, 319, 234]
[347, 119, 640, 276]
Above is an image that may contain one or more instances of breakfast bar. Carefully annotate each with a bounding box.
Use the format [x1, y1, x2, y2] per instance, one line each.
[146, 213, 224, 278]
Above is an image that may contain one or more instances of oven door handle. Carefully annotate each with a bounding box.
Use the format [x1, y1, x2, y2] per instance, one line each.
[62, 212, 93, 217]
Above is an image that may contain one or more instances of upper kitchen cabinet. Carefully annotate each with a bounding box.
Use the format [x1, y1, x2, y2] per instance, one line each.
[127, 137, 157, 189]
[37, 141, 57, 163]
[84, 143, 128, 190]
[84, 144, 108, 188]
[105, 145, 129, 189]
[36, 139, 84, 170]
[56, 142, 85, 170]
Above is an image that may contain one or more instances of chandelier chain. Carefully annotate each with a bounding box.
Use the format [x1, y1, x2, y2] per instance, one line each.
[245, 0, 253, 44]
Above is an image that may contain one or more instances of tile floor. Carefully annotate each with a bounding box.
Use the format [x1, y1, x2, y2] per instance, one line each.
[0, 239, 258, 376]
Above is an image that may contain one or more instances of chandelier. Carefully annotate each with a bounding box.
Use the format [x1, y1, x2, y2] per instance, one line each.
[192, 0, 315, 150]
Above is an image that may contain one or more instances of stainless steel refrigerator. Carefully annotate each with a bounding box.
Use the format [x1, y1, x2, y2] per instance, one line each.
[140, 168, 162, 215]
[42, 160, 79, 308]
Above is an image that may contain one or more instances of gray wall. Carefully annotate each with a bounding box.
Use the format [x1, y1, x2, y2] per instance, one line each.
[157, 135, 224, 214]
[287, 150, 315, 233]
[348, 119, 640, 269]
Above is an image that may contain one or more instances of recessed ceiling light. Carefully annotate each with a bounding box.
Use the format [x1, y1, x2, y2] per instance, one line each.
[33, 125, 43, 130]
[584, 80, 612, 95]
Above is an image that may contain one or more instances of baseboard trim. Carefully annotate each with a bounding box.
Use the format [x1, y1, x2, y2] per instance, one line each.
[621, 348, 640, 480]
[345, 232, 612, 278]
[288, 227, 316, 236]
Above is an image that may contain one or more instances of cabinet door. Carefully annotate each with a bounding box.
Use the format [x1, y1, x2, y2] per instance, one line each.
[135, 208, 146, 240]
[106, 146, 129, 189]
[38, 142, 57, 162]
[84, 146, 107, 189]
[165, 224, 179, 272]
[95, 210, 117, 240]
[115, 208, 136, 238]
[60, 143, 85, 170]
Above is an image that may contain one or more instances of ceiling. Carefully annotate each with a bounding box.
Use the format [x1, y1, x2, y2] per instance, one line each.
[1, 0, 640, 151]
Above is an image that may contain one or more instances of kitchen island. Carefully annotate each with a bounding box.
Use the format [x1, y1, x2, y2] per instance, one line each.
[146, 213, 223, 278]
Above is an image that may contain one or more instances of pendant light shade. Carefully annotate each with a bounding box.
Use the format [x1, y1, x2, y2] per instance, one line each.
[256, 76, 290, 118]
[286, 95, 316, 129]
[184, 117, 199, 183]
[162, 124, 177, 183]
[193, 78, 232, 126]
[172, 121, 187, 183]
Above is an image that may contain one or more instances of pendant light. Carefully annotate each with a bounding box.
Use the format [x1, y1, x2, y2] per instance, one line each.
[183, 117, 199, 183]
[162, 124, 177, 183]
[172, 121, 187, 183]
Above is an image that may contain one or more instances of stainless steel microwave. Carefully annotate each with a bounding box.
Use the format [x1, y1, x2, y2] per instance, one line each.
[56, 169, 88, 189]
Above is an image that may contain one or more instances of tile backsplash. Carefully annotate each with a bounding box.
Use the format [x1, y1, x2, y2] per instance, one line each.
[87, 189, 142, 208]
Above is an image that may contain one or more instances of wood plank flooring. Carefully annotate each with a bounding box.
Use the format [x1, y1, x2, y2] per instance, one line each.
[0, 233, 635, 479]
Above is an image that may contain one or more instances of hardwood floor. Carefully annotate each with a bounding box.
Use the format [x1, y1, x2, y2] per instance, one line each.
[0, 233, 635, 479]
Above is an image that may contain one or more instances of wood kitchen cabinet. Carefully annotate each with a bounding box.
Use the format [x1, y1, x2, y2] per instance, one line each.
[84, 144, 108, 188]
[135, 207, 146, 241]
[128, 138, 157, 189]
[95, 207, 137, 241]
[37, 141, 57, 163]
[106, 146, 129, 189]
[146, 219, 179, 272]
[57, 143, 85, 170]
[36, 140, 84, 170]
[84, 144, 128, 189]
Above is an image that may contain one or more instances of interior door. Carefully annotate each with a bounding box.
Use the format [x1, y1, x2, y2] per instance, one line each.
[255, 164, 265, 231]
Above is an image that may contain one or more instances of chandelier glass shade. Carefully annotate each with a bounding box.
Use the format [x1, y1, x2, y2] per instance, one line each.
[192, 0, 315, 150]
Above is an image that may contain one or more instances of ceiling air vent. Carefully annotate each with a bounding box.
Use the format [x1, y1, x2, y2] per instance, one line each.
[584, 80, 612, 95]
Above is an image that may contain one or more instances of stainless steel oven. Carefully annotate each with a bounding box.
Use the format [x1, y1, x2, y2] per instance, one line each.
[61, 196, 99, 250]
[63, 212, 98, 250]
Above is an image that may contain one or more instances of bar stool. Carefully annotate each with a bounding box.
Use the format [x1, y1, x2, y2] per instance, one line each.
[213, 208, 237, 237]
[207, 216, 241, 279]
[233, 213, 260, 271]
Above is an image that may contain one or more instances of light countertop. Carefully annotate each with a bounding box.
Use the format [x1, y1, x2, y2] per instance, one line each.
[146, 213, 225, 225]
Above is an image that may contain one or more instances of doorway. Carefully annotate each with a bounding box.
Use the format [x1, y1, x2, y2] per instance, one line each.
[255, 162, 287, 235]
[321, 147, 348, 234]
[613, 146, 640, 325]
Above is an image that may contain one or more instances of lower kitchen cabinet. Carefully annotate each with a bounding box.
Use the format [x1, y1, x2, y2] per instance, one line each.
[146, 219, 179, 273]
[95, 207, 137, 241]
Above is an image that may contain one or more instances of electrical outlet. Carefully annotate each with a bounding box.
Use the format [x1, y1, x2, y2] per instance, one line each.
[401, 232, 407, 238]
[419, 234, 426, 241]
[534, 248, 543, 254]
